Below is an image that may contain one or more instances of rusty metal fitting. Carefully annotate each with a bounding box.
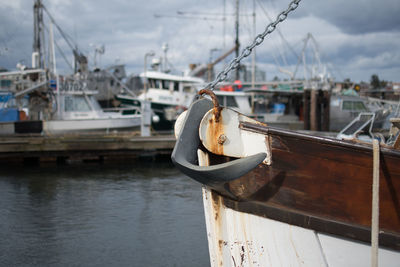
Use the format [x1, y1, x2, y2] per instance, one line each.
[217, 134, 227, 145]
[198, 89, 222, 122]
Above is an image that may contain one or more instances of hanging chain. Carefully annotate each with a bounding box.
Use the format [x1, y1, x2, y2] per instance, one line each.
[202, 0, 301, 91]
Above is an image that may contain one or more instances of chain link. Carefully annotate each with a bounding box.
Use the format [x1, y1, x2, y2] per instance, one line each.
[202, 0, 301, 91]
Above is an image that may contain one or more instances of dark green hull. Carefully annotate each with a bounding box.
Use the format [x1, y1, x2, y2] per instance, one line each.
[117, 96, 175, 132]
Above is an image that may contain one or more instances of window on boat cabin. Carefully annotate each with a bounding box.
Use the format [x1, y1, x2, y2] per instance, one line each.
[226, 96, 238, 107]
[148, 79, 161, 89]
[166, 81, 178, 91]
[173, 82, 179, 91]
[161, 80, 169, 90]
[216, 95, 238, 108]
[342, 101, 352, 111]
[64, 96, 91, 112]
[0, 79, 12, 90]
[353, 101, 367, 111]
[342, 100, 368, 111]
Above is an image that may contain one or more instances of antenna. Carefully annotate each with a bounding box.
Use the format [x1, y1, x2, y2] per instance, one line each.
[162, 43, 169, 72]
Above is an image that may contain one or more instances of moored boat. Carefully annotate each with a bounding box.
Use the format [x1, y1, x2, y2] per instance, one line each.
[213, 82, 305, 130]
[0, 70, 142, 135]
[117, 70, 204, 132]
[42, 84, 141, 134]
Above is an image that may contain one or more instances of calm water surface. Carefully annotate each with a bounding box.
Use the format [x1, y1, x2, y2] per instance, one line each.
[0, 160, 210, 266]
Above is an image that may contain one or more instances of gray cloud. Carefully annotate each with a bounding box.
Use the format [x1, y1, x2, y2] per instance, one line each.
[0, 0, 399, 82]
[294, 0, 400, 34]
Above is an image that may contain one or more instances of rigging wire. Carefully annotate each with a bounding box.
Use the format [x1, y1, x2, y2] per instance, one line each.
[202, 0, 302, 90]
[51, 36, 74, 72]
[42, 19, 74, 72]
[255, 0, 299, 61]
[42, 5, 83, 57]
[242, 0, 254, 45]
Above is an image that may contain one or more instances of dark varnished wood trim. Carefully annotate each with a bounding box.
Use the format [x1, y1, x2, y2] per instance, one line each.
[240, 122, 400, 157]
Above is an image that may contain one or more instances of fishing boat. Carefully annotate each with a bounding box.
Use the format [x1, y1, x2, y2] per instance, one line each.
[330, 94, 390, 132]
[0, 71, 142, 135]
[172, 95, 400, 266]
[42, 80, 141, 134]
[214, 81, 304, 130]
[214, 84, 391, 132]
[116, 70, 204, 132]
[0, 0, 143, 136]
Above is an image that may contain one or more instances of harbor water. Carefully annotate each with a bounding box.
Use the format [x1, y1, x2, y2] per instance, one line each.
[0, 160, 210, 266]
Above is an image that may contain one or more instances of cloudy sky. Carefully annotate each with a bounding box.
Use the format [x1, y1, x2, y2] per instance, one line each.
[0, 0, 399, 82]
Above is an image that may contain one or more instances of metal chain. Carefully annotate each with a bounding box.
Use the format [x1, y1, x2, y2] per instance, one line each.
[203, 0, 301, 91]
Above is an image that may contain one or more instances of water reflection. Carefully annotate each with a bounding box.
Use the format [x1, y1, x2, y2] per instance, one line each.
[0, 161, 209, 266]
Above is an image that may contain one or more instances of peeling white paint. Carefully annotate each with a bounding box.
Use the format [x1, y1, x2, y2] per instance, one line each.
[198, 149, 325, 266]
[201, 187, 327, 266]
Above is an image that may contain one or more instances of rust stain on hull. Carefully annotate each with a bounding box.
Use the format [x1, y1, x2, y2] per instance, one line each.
[206, 113, 225, 155]
[210, 189, 224, 267]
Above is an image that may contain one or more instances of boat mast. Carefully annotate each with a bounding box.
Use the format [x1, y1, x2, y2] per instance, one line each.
[235, 0, 240, 80]
[48, 22, 57, 74]
[251, 0, 256, 87]
[33, 0, 45, 68]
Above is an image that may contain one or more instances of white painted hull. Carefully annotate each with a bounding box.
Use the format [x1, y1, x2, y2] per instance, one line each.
[138, 88, 195, 108]
[43, 116, 141, 134]
[201, 187, 400, 267]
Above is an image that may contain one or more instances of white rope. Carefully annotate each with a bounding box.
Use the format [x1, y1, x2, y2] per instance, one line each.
[371, 139, 380, 267]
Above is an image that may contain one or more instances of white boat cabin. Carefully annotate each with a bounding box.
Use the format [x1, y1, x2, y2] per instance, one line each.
[138, 71, 204, 108]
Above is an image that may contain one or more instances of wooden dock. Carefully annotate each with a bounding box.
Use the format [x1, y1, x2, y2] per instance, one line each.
[0, 132, 176, 163]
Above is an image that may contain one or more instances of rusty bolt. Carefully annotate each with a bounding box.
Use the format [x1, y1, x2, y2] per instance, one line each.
[218, 134, 227, 145]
